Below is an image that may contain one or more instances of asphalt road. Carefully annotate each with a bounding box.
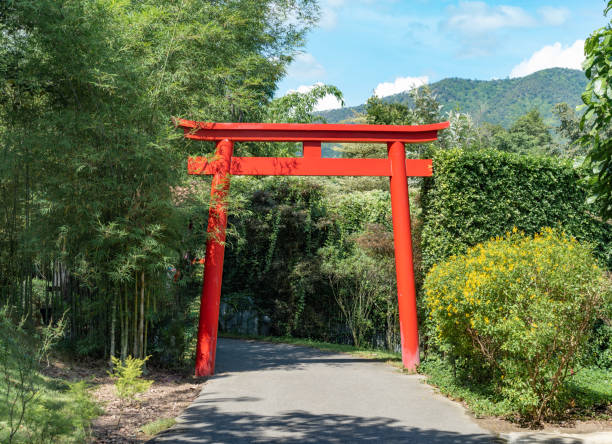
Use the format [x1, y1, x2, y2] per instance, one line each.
[149, 338, 500, 443]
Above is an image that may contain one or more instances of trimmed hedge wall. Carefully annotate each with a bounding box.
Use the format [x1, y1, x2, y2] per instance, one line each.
[421, 149, 612, 272]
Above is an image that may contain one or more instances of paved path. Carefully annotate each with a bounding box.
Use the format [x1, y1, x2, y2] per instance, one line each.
[150, 338, 499, 443]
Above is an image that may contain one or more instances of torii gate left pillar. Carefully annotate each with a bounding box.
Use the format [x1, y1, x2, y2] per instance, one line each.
[176, 120, 449, 377]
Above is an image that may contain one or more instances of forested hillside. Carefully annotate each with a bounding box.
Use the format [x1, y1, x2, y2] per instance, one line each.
[319, 68, 586, 127]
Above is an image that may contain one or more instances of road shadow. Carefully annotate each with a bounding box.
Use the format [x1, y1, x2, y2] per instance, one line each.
[214, 338, 387, 374]
[147, 401, 503, 443]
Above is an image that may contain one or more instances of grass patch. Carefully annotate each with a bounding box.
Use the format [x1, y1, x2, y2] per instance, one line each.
[219, 332, 402, 364]
[419, 357, 612, 421]
[419, 357, 512, 418]
[141, 417, 177, 436]
[566, 367, 612, 417]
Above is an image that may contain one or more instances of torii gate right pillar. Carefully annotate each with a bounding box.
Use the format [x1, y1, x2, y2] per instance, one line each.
[388, 141, 420, 371]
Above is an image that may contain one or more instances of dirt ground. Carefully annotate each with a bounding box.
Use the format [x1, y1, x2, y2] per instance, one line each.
[42, 359, 203, 443]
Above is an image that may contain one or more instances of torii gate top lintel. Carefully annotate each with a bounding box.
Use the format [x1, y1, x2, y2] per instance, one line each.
[177, 118, 449, 378]
[176, 118, 449, 143]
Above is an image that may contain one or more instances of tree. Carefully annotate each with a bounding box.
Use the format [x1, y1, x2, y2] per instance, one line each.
[580, 1, 612, 220]
[261, 83, 343, 157]
[551, 103, 586, 158]
[266, 84, 343, 124]
[365, 97, 414, 125]
[0, 0, 320, 361]
[507, 109, 553, 154]
[481, 109, 553, 154]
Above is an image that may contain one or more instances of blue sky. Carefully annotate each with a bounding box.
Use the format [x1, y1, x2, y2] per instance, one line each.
[277, 0, 609, 110]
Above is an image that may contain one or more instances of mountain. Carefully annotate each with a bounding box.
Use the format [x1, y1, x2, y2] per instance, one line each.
[318, 68, 587, 128]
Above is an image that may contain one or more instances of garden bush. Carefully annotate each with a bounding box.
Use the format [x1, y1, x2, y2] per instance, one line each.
[421, 149, 612, 272]
[424, 228, 611, 423]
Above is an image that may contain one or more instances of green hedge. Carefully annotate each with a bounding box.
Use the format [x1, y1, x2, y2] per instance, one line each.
[421, 149, 612, 272]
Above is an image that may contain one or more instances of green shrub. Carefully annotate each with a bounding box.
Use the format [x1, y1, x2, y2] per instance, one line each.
[421, 149, 612, 272]
[109, 356, 153, 403]
[0, 309, 100, 443]
[424, 228, 611, 423]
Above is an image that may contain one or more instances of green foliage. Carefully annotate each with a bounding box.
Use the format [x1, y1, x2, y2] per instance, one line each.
[141, 417, 177, 437]
[365, 96, 414, 125]
[363, 85, 482, 153]
[472, 109, 554, 155]
[109, 356, 153, 402]
[580, 1, 612, 220]
[424, 229, 611, 422]
[0, 311, 100, 443]
[421, 357, 612, 421]
[220, 176, 330, 338]
[442, 110, 481, 150]
[365, 85, 442, 126]
[506, 109, 553, 154]
[0, 0, 321, 363]
[564, 367, 612, 416]
[552, 103, 587, 157]
[267, 84, 344, 124]
[421, 149, 612, 273]
[217, 176, 400, 349]
[420, 357, 513, 417]
[320, 247, 390, 348]
[319, 68, 587, 128]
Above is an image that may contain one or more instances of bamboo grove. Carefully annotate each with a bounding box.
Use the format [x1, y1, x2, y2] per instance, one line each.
[0, 0, 320, 363]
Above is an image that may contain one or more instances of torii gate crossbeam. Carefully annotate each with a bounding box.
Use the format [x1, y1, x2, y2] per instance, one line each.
[176, 119, 449, 377]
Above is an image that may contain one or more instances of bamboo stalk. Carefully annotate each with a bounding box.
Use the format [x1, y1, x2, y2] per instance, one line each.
[139, 271, 145, 359]
[133, 273, 138, 358]
[109, 291, 116, 367]
[144, 288, 149, 359]
[121, 286, 128, 361]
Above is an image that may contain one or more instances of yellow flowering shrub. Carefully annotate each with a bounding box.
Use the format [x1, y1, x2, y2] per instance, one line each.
[424, 228, 611, 423]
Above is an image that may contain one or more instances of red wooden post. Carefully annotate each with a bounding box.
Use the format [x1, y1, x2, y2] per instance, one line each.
[195, 139, 234, 377]
[388, 141, 420, 372]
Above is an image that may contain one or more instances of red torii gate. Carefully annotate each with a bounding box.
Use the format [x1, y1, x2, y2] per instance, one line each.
[176, 119, 449, 377]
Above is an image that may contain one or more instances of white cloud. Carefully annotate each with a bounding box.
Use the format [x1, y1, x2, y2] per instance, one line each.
[444, 1, 534, 35]
[319, 7, 338, 29]
[538, 6, 570, 26]
[288, 83, 343, 111]
[313, 94, 344, 111]
[510, 40, 585, 78]
[319, 0, 345, 29]
[374, 76, 429, 98]
[286, 53, 325, 81]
